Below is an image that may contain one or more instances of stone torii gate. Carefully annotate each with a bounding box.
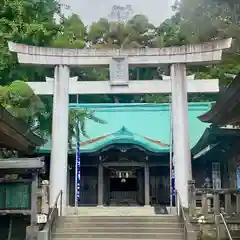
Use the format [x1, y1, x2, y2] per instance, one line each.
[8, 39, 232, 215]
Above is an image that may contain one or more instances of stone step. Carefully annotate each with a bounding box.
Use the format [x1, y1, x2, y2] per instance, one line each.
[66, 206, 169, 216]
[53, 238, 182, 240]
[55, 226, 183, 233]
[54, 208, 183, 240]
[57, 222, 183, 228]
[59, 216, 180, 223]
[52, 232, 184, 239]
[231, 230, 240, 239]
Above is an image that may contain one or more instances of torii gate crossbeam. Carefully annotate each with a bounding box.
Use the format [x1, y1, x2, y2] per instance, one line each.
[27, 79, 219, 95]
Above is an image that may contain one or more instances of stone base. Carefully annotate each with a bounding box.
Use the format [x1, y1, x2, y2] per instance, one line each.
[26, 225, 39, 240]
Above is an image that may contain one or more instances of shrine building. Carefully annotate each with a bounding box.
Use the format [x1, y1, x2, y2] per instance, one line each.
[37, 102, 212, 207]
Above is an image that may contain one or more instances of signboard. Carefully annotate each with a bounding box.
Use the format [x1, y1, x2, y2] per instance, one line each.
[0, 183, 31, 210]
[110, 57, 129, 86]
[37, 214, 47, 224]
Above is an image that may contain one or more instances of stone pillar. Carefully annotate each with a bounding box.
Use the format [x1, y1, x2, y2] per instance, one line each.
[98, 164, 104, 206]
[144, 164, 150, 206]
[171, 63, 192, 208]
[188, 180, 196, 217]
[49, 65, 70, 215]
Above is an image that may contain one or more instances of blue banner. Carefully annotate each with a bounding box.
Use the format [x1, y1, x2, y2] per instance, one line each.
[237, 167, 240, 191]
[171, 154, 175, 203]
[171, 119, 175, 203]
[75, 141, 81, 204]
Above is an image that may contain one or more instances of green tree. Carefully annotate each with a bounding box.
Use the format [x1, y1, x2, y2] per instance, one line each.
[153, 13, 188, 47]
[87, 7, 162, 103]
[179, 0, 240, 45]
[68, 109, 106, 150]
[0, 0, 61, 85]
[0, 81, 45, 132]
[88, 13, 156, 49]
[52, 14, 86, 49]
[178, 0, 240, 88]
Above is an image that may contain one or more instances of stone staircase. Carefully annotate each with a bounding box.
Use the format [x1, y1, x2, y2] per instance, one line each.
[52, 207, 184, 240]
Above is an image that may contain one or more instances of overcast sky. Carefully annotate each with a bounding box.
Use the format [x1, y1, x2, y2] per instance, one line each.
[59, 0, 175, 26]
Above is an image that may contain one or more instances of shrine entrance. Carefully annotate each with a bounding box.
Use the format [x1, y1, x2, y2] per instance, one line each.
[105, 167, 144, 206]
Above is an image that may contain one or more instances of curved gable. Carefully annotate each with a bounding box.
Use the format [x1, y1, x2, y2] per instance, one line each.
[79, 127, 169, 153]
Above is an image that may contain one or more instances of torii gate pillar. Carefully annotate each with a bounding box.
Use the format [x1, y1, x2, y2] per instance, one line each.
[171, 64, 191, 207]
[8, 39, 232, 213]
[49, 69, 77, 212]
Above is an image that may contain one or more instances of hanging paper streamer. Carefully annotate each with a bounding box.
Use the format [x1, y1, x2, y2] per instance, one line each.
[75, 141, 81, 204]
[237, 167, 240, 191]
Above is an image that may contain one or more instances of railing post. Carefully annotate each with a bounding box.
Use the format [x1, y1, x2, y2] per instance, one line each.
[215, 214, 221, 240]
[201, 192, 208, 218]
[60, 190, 63, 217]
[214, 191, 220, 215]
[236, 192, 240, 214]
[225, 191, 232, 215]
[188, 180, 196, 217]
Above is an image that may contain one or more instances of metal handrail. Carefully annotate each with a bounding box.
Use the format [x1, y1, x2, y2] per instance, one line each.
[48, 190, 63, 220]
[176, 191, 188, 240]
[219, 213, 233, 240]
[176, 192, 187, 220]
[44, 190, 63, 240]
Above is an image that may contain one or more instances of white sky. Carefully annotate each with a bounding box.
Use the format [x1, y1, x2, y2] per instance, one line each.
[59, 0, 175, 26]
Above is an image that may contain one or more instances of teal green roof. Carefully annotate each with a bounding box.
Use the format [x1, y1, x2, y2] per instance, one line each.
[38, 102, 212, 154]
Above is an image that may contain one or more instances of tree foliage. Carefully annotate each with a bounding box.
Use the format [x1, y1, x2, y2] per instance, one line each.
[177, 0, 240, 88]
[1, 0, 240, 144]
[0, 81, 46, 134]
[0, 0, 60, 85]
[180, 0, 240, 44]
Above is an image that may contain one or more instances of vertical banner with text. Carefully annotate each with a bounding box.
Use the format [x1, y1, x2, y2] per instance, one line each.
[169, 96, 175, 208]
[75, 141, 81, 205]
[171, 138, 175, 204]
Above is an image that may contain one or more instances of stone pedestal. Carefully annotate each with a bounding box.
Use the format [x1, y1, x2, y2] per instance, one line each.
[49, 65, 70, 215]
[171, 63, 192, 208]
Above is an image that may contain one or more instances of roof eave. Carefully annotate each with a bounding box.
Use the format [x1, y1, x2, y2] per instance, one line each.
[0, 105, 45, 152]
[198, 75, 240, 125]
